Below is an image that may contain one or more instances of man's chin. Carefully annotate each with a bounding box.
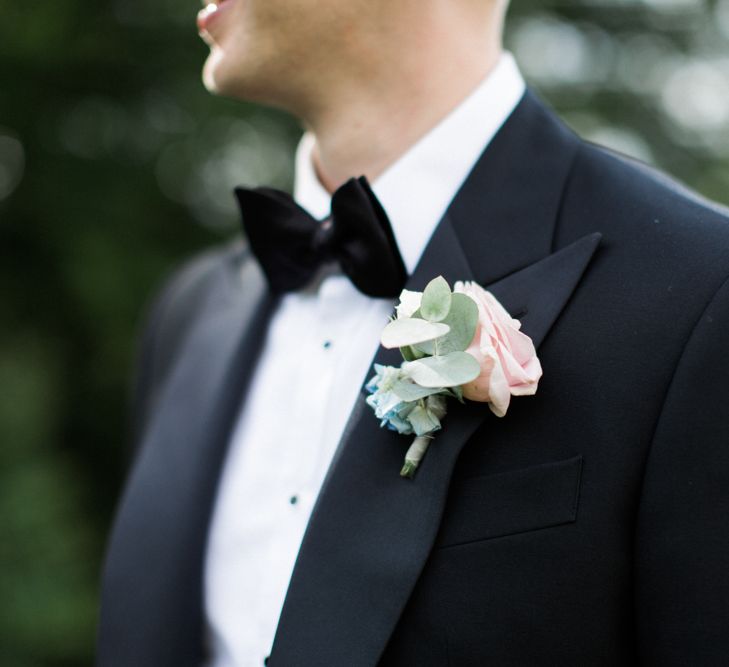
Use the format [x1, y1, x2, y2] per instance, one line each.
[202, 51, 228, 95]
[201, 63, 285, 110]
[201, 52, 262, 102]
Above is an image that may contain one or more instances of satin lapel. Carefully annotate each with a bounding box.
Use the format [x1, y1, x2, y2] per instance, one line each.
[270, 92, 596, 667]
[447, 89, 582, 286]
[97, 256, 275, 667]
[488, 232, 603, 346]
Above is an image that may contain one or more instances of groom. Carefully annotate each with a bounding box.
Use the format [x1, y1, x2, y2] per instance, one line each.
[98, 0, 729, 665]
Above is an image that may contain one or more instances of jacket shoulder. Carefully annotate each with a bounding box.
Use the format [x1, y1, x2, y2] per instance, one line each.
[575, 141, 729, 241]
[556, 140, 729, 361]
[565, 141, 729, 283]
[130, 238, 253, 443]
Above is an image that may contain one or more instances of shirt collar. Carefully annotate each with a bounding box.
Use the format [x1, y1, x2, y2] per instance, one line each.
[294, 51, 526, 275]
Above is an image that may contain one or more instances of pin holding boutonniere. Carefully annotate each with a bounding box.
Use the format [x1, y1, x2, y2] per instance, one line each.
[366, 276, 543, 478]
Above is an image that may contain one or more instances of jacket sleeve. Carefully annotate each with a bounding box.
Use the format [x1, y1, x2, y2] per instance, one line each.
[635, 274, 729, 665]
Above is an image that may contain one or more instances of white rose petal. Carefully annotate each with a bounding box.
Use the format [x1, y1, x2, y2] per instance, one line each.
[395, 289, 423, 319]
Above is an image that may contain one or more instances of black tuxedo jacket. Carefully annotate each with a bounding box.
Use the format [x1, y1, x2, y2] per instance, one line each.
[97, 91, 729, 666]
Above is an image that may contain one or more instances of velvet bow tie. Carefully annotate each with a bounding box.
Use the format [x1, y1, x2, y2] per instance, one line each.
[234, 176, 408, 298]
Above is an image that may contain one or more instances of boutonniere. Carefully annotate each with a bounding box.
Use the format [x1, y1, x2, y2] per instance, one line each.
[366, 277, 543, 478]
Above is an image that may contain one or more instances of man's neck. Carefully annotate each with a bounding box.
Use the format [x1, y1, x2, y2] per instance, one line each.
[301, 16, 505, 192]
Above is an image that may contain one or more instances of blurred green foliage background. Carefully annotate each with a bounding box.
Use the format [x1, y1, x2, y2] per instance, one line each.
[1, 0, 727, 664]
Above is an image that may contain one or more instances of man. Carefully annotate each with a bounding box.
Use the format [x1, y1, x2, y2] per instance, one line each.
[97, 0, 729, 665]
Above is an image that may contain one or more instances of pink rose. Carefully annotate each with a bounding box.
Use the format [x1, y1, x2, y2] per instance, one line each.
[454, 281, 542, 417]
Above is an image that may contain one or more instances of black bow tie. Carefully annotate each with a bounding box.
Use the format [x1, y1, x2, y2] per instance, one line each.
[234, 176, 408, 298]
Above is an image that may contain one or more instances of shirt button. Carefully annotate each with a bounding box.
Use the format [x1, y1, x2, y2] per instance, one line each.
[323, 340, 332, 349]
[289, 495, 299, 505]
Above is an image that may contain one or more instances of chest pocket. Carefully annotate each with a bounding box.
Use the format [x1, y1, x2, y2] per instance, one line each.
[436, 454, 583, 549]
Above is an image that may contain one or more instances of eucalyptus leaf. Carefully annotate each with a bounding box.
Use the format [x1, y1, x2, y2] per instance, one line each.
[400, 346, 416, 362]
[400, 345, 426, 362]
[403, 351, 481, 388]
[407, 404, 442, 436]
[413, 293, 479, 356]
[437, 293, 479, 353]
[380, 317, 450, 349]
[420, 276, 452, 322]
[412, 339, 434, 356]
[391, 379, 443, 402]
[449, 385, 465, 403]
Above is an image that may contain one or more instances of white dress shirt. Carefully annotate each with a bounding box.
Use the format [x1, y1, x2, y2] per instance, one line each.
[203, 52, 525, 667]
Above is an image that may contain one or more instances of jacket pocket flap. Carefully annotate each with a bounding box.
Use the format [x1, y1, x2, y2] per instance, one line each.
[436, 454, 583, 548]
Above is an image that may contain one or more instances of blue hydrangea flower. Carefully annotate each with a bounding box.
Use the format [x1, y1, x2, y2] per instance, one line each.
[366, 365, 413, 434]
[366, 365, 448, 436]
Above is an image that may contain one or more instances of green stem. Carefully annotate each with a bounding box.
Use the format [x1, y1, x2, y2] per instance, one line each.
[400, 435, 433, 479]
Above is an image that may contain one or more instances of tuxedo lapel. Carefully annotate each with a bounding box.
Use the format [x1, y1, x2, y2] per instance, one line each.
[269, 217, 482, 667]
[447, 90, 581, 286]
[98, 255, 275, 667]
[269, 92, 600, 667]
[488, 232, 602, 347]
